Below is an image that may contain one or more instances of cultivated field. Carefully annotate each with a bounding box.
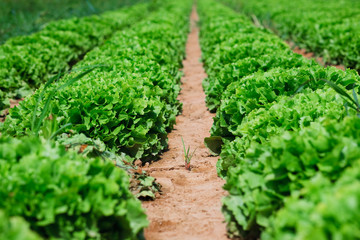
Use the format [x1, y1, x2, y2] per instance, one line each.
[1, 0, 359, 239]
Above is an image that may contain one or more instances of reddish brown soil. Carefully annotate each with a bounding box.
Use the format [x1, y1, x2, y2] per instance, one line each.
[141, 8, 228, 240]
[288, 41, 345, 71]
[0, 99, 23, 123]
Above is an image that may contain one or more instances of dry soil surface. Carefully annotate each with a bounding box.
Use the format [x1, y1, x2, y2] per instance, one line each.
[141, 7, 229, 240]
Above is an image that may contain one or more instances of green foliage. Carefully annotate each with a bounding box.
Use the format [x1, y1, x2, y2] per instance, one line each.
[198, 0, 360, 238]
[0, 136, 148, 239]
[29, 66, 101, 139]
[0, 2, 192, 239]
[0, 3, 152, 111]
[58, 132, 163, 200]
[0, 210, 42, 240]
[263, 160, 360, 240]
[2, 0, 192, 163]
[0, 0, 148, 44]
[212, 66, 359, 139]
[222, 117, 360, 237]
[204, 52, 312, 111]
[217, 87, 357, 177]
[221, 0, 360, 70]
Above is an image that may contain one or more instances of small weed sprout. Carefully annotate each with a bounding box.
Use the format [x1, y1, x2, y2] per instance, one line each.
[181, 137, 196, 170]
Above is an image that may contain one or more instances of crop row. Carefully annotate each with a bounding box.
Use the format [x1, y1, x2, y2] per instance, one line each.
[221, 0, 360, 71]
[2, 0, 191, 162]
[198, 0, 360, 239]
[0, 2, 153, 111]
[0, 0, 192, 239]
[0, 0, 144, 44]
[0, 136, 148, 239]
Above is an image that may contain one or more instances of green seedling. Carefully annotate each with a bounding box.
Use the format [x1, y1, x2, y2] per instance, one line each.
[181, 137, 196, 170]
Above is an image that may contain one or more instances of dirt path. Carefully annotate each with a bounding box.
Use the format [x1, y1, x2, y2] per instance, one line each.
[141, 7, 228, 240]
[287, 41, 345, 71]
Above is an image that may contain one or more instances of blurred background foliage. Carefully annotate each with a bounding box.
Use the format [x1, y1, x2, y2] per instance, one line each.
[0, 0, 148, 44]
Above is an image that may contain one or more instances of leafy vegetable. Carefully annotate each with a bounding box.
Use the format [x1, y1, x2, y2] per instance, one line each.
[58, 132, 163, 200]
[0, 210, 42, 240]
[198, 0, 360, 238]
[0, 3, 153, 111]
[263, 159, 360, 240]
[221, 0, 360, 71]
[217, 87, 357, 177]
[2, 0, 192, 163]
[211, 66, 359, 139]
[204, 52, 313, 111]
[222, 116, 360, 238]
[0, 136, 148, 239]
